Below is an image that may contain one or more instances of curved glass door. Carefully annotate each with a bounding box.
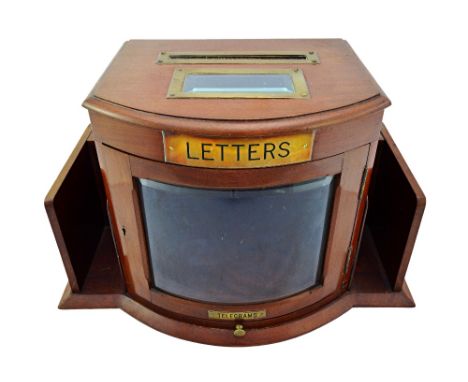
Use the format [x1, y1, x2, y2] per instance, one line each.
[138, 176, 335, 304]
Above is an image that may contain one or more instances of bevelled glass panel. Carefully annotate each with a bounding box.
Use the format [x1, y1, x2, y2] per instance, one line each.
[138, 177, 335, 304]
[182, 73, 295, 94]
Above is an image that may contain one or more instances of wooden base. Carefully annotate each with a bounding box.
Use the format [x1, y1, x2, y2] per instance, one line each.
[58, 226, 415, 346]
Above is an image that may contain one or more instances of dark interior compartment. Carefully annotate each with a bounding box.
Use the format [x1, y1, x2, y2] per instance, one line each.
[359, 128, 425, 291]
[45, 131, 124, 294]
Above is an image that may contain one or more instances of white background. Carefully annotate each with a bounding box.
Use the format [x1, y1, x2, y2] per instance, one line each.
[1, 1, 467, 381]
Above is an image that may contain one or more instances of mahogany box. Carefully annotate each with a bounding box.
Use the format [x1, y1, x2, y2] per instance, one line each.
[45, 39, 425, 345]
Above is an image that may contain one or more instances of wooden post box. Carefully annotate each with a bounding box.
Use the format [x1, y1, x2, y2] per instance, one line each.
[45, 39, 425, 346]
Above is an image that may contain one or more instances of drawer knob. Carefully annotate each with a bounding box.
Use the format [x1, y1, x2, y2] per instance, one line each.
[233, 324, 246, 337]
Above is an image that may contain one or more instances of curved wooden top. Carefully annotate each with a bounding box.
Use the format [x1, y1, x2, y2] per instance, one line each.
[84, 39, 389, 123]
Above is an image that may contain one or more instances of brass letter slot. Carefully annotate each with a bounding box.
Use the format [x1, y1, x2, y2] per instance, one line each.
[157, 51, 320, 64]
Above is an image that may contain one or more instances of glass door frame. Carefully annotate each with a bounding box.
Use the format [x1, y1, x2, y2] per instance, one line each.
[96, 142, 370, 322]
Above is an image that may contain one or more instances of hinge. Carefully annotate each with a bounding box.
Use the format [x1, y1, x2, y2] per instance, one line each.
[358, 168, 369, 200]
[341, 245, 354, 289]
[106, 200, 119, 255]
[343, 245, 353, 274]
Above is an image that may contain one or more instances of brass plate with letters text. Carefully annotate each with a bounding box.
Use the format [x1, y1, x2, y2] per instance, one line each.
[163, 131, 314, 169]
[208, 310, 267, 320]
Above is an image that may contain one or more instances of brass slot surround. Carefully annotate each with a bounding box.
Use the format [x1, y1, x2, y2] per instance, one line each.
[157, 51, 320, 64]
[167, 68, 310, 99]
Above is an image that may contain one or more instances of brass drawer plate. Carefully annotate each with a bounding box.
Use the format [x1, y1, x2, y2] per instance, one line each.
[208, 310, 267, 320]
